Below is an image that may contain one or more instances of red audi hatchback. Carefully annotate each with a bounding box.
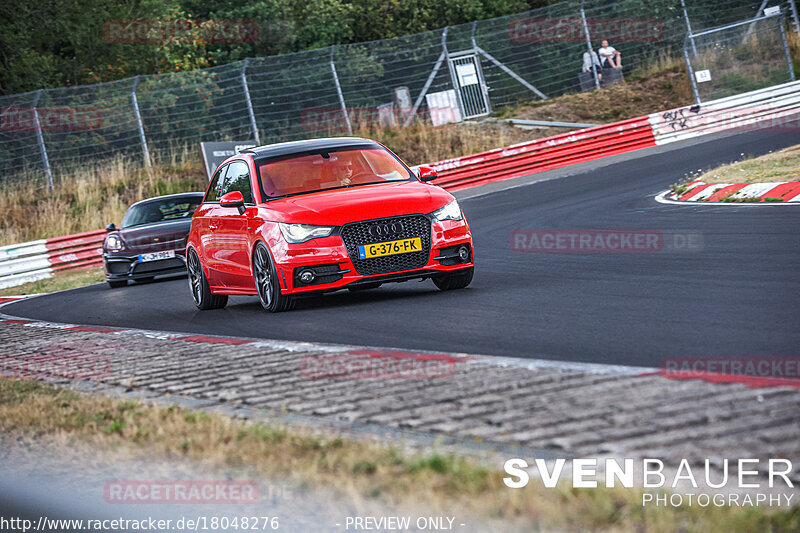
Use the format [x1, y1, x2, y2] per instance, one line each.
[187, 137, 474, 312]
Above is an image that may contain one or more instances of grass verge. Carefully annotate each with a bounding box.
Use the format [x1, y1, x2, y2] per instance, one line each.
[1, 377, 798, 533]
[0, 267, 105, 297]
[677, 144, 800, 187]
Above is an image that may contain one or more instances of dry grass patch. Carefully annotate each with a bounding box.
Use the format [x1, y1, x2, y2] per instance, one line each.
[503, 61, 694, 124]
[694, 144, 800, 185]
[1, 377, 798, 533]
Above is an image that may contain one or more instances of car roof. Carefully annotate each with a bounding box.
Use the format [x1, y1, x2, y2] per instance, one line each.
[241, 137, 381, 160]
[128, 192, 205, 208]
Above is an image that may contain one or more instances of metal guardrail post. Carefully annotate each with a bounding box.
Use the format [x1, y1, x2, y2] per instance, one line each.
[683, 46, 701, 104]
[31, 90, 54, 192]
[779, 13, 797, 81]
[330, 46, 353, 135]
[404, 27, 449, 127]
[681, 0, 698, 57]
[581, 0, 601, 90]
[743, 0, 769, 42]
[789, 0, 800, 34]
[471, 21, 492, 114]
[475, 46, 548, 100]
[241, 59, 261, 145]
[443, 28, 468, 120]
[130, 76, 153, 175]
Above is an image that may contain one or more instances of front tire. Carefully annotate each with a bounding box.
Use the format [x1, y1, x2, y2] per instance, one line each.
[107, 280, 127, 289]
[433, 267, 473, 291]
[253, 243, 294, 312]
[187, 249, 227, 310]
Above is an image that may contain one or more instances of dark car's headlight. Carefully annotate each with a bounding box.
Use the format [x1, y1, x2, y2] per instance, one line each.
[431, 200, 463, 222]
[278, 223, 334, 244]
[105, 234, 125, 252]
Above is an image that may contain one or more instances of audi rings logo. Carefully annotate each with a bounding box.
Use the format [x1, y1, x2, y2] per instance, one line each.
[368, 221, 404, 238]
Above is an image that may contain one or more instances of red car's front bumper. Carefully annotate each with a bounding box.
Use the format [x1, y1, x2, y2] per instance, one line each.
[272, 218, 473, 295]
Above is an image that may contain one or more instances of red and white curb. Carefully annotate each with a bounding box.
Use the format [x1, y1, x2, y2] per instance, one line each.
[1, 300, 798, 390]
[656, 179, 800, 205]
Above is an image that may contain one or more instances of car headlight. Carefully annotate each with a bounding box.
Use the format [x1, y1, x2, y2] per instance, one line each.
[105, 234, 125, 252]
[431, 200, 463, 222]
[278, 223, 334, 244]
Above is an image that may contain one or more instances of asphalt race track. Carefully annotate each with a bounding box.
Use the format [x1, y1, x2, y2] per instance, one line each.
[7, 130, 800, 368]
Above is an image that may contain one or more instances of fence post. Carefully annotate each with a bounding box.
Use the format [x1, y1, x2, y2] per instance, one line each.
[130, 76, 152, 175]
[404, 27, 449, 126]
[779, 14, 797, 81]
[241, 59, 261, 145]
[789, 0, 800, 34]
[683, 46, 701, 104]
[470, 21, 493, 114]
[743, 0, 769, 42]
[442, 27, 469, 120]
[581, 0, 601, 90]
[31, 90, 54, 192]
[330, 46, 353, 135]
[681, 0, 698, 57]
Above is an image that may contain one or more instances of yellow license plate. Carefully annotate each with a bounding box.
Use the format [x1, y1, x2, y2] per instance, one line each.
[358, 237, 422, 259]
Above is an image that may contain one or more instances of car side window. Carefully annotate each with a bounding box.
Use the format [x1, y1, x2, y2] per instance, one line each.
[221, 161, 254, 204]
[205, 164, 228, 203]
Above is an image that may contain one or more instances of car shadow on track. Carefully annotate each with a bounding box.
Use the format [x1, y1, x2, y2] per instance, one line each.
[226, 281, 477, 313]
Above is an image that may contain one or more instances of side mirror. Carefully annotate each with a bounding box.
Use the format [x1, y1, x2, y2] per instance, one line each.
[418, 165, 438, 182]
[220, 190, 246, 215]
[105, 223, 117, 232]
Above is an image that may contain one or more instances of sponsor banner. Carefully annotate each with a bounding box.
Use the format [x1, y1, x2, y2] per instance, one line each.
[104, 481, 258, 504]
[199, 141, 256, 180]
[1, 107, 106, 132]
[104, 19, 259, 44]
[509, 18, 663, 43]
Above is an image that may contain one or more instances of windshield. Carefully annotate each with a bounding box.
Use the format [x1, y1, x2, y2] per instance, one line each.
[257, 146, 414, 201]
[121, 196, 202, 228]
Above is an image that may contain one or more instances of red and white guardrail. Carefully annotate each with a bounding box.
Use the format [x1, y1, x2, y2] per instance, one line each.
[0, 230, 104, 290]
[2, 81, 798, 290]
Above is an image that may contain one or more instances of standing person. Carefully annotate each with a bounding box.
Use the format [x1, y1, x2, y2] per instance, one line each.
[598, 39, 621, 69]
[582, 47, 602, 82]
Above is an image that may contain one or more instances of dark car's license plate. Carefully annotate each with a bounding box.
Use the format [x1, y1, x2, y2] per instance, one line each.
[138, 250, 175, 262]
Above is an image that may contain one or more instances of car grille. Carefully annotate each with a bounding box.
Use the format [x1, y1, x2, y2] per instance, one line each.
[106, 260, 131, 275]
[341, 215, 431, 275]
[132, 257, 186, 274]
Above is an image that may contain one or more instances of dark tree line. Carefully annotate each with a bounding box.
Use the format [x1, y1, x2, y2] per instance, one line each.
[0, 0, 558, 95]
